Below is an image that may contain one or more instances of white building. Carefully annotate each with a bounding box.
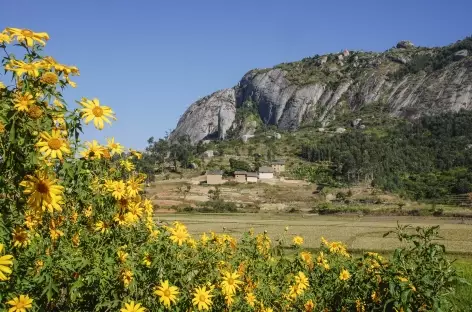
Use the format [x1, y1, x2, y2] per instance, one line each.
[246, 172, 258, 183]
[258, 166, 274, 179]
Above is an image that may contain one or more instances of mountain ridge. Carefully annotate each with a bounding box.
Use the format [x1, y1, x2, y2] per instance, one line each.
[170, 37, 472, 143]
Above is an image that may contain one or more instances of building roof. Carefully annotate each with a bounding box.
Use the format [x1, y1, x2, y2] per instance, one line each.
[272, 159, 285, 165]
[246, 172, 258, 177]
[234, 171, 247, 175]
[206, 170, 223, 175]
[258, 166, 274, 173]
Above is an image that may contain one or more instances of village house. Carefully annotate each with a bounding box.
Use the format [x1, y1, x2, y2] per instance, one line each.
[246, 172, 258, 183]
[271, 160, 286, 173]
[234, 171, 247, 183]
[258, 166, 274, 179]
[206, 170, 223, 185]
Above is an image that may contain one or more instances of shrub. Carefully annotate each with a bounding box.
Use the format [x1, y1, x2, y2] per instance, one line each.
[229, 157, 252, 172]
[200, 200, 238, 212]
[0, 27, 463, 312]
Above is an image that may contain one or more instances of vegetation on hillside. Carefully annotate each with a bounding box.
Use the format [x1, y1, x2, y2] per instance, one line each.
[391, 36, 472, 78]
[299, 110, 472, 200]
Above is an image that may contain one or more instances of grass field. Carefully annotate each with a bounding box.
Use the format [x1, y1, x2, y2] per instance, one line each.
[155, 213, 472, 253]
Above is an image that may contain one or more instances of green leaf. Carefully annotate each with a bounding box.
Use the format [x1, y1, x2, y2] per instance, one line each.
[9, 119, 15, 142]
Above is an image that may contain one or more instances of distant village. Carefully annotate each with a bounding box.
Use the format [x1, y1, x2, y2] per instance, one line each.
[205, 160, 285, 184]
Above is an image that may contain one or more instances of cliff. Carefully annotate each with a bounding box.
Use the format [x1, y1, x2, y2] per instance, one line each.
[170, 38, 472, 143]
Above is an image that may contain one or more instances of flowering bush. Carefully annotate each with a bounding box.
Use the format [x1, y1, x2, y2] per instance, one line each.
[0, 28, 462, 311]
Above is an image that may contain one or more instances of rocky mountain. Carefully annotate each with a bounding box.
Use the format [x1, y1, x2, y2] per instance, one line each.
[170, 38, 472, 144]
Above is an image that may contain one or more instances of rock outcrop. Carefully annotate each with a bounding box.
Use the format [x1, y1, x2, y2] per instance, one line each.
[171, 89, 235, 143]
[170, 37, 472, 144]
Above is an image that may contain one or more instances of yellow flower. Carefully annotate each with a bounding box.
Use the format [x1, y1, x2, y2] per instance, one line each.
[12, 227, 30, 248]
[120, 159, 135, 172]
[95, 221, 110, 234]
[288, 283, 304, 299]
[154, 280, 179, 308]
[20, 171, 64, 213]
[124, 211, 139, 224]
[0, 244, 14, 281]
[35, 259, 44, 273]
[70, 211, 78, 224]
[121, 269, 133, 288]
[149, 229, 160, 239]
[6, 60, 42, 77]
[40, 72, 59, 85]
[246, 292, 256, 307]
[27, 104, 43, 120]
[129, 149, 143, 159]
[169, 226, 190, 246]
[200, 232, 209, 244]
[114, 213, 127, 225]
[36, 129, 70, 160]
[100, 147, 111, 159]
[142, 253, 152, 267]
[49, 228, 64, 241]
[328, 241, 350, 257]
[127, 176, 144, 198]
[143, 199, 154, 216]
[262, 306, 274, 312]
[192, 285, 214, 311]
[13, 92, 35, 112]
[40, 57, 79, 76]
[128, 201, 143, 216]
[397, 276, 408, 283]
[84, 205, 93, 218]
[321, 236, 329, 246]
[65, 76, 77, 87]
[316, 252, 330, 270]
[0, 31, 11, 44]
[221, 271, 243, 295]
[300, 251, 313, 265]
[23, 210, 41, 230]
[293, 235, 304, 246]
[80, 140, 104, 160]
[117, 250, 128, 263]
[6, 27, 49, 47]
[78, 97, 116, 130]
[0, 121, 5, 134]
[52, 98, 65, 108]
[304, 299, 315, 312]
[106, 137, 124, 155]
[108, 180, 126, 200]
[371, 291, 380, 303]
[356, 299, 365, 312]
[120, 301, 145, 312]
[6, 294, 33, 312]
[295, 271, 309, 290]
[72, 233, 80, 247]
[339, 268, 351, 281]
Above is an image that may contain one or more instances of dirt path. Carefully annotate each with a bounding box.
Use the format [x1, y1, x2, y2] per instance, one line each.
[154, 214, 472, 254]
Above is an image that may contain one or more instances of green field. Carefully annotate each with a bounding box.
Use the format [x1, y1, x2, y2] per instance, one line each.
[449, 258, 472, 311]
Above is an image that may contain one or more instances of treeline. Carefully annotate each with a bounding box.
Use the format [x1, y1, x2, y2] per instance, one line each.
[300, 110, 472, 199]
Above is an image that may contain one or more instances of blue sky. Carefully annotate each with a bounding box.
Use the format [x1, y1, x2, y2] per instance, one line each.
[1, 0, 471, 149]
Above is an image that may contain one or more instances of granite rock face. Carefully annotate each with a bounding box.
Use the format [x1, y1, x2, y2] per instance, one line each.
[171, 89, 235, 143]
[170, 38, 472, 144]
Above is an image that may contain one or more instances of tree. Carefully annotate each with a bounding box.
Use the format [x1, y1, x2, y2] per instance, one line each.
[208, 186, 221, 201]
[229, 158, 252, 172]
